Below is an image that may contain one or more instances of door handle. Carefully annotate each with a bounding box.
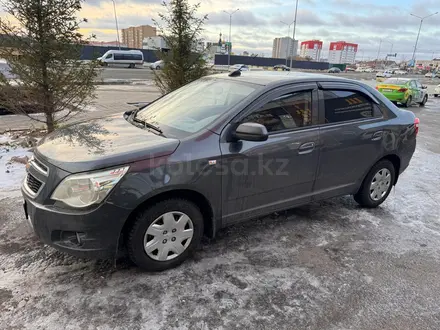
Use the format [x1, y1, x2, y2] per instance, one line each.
[371, 131, 383, 141]
[298, 142, 315, 155]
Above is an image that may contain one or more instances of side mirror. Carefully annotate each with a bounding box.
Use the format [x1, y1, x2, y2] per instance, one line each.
[234, 123, 268, 142]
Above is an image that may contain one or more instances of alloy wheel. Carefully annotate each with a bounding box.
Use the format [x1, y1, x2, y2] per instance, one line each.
[369, 168, 391, 201]
[143, 211, 194, 261]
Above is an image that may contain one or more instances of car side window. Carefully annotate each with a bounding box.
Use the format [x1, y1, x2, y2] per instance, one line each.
[323, 90, 377, 124]
[105, 54, 113, 59]
[241, 91, 312, 133]
[416, 81, 422, 89]
[410, 81, 417, 88]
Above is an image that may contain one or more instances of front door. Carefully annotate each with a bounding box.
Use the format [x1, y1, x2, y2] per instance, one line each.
[314, 83, 386, 200]
[220, 83, 320, 225]
[410, 80, 422, 102]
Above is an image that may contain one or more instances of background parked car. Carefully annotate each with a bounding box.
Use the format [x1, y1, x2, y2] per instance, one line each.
[273, 64, 290, 71]
[434, 84, 440, 97]
[395, 70, 408, 75]
[328, 67, 341, 73]
[150, 60, 165, 70]
[376, 71, 392, 78]
[229, 64, 249, 72]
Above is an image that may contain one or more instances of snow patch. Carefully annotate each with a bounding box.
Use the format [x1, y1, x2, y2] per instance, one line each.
[0, 133, 32, 199]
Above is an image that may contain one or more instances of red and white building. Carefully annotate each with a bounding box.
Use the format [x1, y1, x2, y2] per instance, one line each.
[300, 40, 323, 61]
[328, 41, 358, 64]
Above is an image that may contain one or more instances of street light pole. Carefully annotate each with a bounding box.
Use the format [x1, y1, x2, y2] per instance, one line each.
[112, 0, 121, 50]
[410, 12, 438, 64]
[223, 9, 239, 68]
[281, 20, 294, 65]
[290, 0, 299, 69]
[376, 39, 382, 68]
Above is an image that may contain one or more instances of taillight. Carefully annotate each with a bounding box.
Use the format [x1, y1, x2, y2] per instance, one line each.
[414, 117, 420, 135]
[398, 88, 408, 92]
[375, 86, 379, 90]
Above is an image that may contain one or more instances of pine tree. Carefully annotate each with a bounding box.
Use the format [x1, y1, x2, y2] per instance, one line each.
[153, 0, 209, 94]
[0, 0, 99, 132]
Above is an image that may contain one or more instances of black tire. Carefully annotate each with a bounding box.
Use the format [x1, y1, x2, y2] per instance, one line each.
[354, 159, 396, 208]
[434, 94, 438, 97]
[127, 199, 204, 271]
[403, 95, 412, 107]
[156, 66, 161, 70]
[419, 94, 428, 106]
[129, 63, 135, 68]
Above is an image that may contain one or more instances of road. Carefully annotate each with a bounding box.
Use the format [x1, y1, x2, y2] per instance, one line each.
[98, 67, 155, 81]
[1, 94, 440, 328]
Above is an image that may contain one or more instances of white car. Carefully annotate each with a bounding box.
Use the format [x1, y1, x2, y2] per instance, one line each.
[434, 84, 440, 97]
[364, 68, 374, 73]
[425, 72, 434, 78]
[150, 60, 165, 70]
[395, 70, 408, 75]
[229, 64, 249, 72]
[376, 71, 392, 78]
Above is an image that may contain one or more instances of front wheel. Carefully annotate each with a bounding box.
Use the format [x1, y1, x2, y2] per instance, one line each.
[127, 199, 204, 271]
[129, 63, 135, 69]
[354, 160, 395, 208]
[434, 94, 438, 97]
[419, 94, 428, 106]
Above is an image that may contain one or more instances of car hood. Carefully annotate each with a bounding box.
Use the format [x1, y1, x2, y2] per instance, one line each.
[36, 114, 180, 173]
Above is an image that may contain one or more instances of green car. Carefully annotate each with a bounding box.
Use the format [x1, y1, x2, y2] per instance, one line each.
[376, 78, 428, 107]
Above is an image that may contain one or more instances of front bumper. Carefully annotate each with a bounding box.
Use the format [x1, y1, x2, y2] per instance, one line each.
[23, 191, 131, 259]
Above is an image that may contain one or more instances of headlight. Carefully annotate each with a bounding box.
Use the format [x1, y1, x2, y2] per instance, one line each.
[51, 166, 129, 208]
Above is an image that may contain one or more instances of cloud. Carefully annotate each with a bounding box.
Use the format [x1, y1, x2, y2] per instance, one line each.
[207, 10, 261, 27]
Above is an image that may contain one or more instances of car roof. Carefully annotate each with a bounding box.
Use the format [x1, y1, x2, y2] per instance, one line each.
[381, 78, 411, 83]
[210, 71, 353, 86]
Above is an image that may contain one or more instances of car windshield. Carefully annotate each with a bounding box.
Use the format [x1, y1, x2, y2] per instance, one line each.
[383, 78, 408, 85]
[134, 78, 259, 138]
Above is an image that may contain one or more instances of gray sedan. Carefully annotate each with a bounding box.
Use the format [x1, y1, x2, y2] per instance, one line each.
[22, 71, 418, 271]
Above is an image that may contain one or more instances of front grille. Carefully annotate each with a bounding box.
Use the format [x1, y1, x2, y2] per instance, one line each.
[26, 173, 43, 194]
[33, 158, 48, 173]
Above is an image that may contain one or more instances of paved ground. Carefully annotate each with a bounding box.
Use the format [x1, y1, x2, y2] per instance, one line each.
[0, 85, 160, 132]
[0, 96, 440, 328]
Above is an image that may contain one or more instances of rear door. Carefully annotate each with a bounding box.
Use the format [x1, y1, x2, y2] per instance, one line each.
[414, 80, 425, 102]
[314, 82, 386, 200]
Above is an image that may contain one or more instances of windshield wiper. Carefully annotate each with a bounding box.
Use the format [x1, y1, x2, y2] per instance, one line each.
[131, 117, 164, 135]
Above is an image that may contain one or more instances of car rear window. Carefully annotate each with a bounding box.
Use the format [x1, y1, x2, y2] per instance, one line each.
[323, 90, 376, 123]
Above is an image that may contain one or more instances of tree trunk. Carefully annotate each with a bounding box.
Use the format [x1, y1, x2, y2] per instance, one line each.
[46, 113, 55, 133]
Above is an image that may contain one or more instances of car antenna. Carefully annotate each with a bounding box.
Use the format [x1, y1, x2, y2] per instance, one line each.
[228, 70, 241, 77]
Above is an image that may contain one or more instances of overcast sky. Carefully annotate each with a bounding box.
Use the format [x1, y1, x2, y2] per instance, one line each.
[3, 0, 440, 60]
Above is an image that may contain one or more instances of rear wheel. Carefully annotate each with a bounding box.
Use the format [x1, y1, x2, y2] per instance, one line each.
[434, 94, 438, 97]
[127, 199, 204, 271]
[419, 94, 428, 106]
[129, 63, 135, 68]
[354, 160, 395, 208]
[402, 95, 412, 107]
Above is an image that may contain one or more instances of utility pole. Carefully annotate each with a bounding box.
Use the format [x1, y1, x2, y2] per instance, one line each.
[281, 20, 294, 66]
[112, 0, 121, 50]
[375, 39, 382, 69]
[223, 9, 239, 68]
[410, 12, 438, 65]
[290, 0, 299, 68]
